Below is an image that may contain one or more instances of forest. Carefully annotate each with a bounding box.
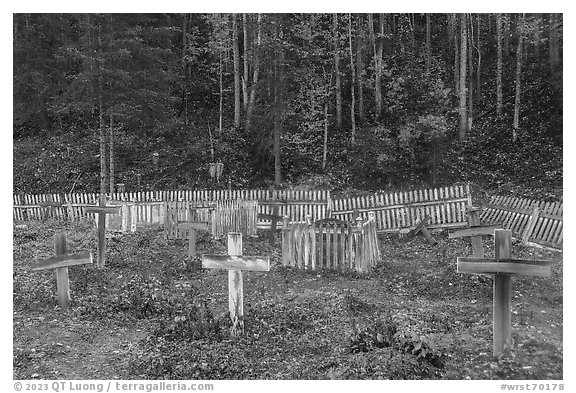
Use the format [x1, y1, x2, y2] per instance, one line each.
[13, 13, 563, 198]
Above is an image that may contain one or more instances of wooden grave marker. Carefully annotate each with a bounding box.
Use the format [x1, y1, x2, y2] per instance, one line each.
[85, 195, 120, 267]
[202, 232, 270, 336]
[409, 215, 437, 245]
[38, 197, 62, 221]
[449, 207, 502, 258]
[258, 204, 283, 245]
[457, 229, 552, 356]
[31, 233, 93, 309]
[179, 207, 209, 258]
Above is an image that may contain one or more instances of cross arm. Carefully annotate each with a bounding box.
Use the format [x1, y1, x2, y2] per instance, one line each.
[258, 213, 284, 221]
[457, 257, 552, 277]
[179, 221, 209, 230]
[202, 255, 270, 271]
[31, 252, 93, 271]
[85, 206, 121, 214]
[449, 224, 502, 239]
[411, 215, 431, 235]
[38, 201, 63, 207]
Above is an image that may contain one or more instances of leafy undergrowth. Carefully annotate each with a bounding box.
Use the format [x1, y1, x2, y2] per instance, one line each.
[13, 220, 563, 380]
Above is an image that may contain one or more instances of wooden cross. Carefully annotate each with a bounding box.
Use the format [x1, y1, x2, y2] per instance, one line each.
[179, 207, 209, 258]
[31, 233, 93, 309]
[258, 204, 283, 245]
[39, 198, 62, 221]
[410, 215, 437, 245]
[85, 195, 120, 267]
[457, 229, 552, 357]
[202, 232, 270, 336]
[449, 209, 502, 258]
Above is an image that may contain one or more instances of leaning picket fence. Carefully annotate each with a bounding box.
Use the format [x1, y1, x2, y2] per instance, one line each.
[330, 184, 471, 233]
[282, 213, 380, 273]
[480, 195, 562, 250]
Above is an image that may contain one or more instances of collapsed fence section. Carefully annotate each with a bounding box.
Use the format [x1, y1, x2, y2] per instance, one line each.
[330, 184, 471, 233]
[480, 195, 562, 250]
[282, 214, 380, 273]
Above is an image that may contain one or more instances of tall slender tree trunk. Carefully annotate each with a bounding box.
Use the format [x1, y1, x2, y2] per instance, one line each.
[273, 22, 284, 185]
[513, 14, 525, 142]
[245, 13, 261, 133]
[458, 13, 468, 141]
[496, 13, 503, 116]
[348, 14, 356, 143]
[374, 14, 384, 118]
[109, 113, 114, 194]
[426, 13, 432, 74]
[453, 14, 460, 93]
[534, 13, 540, 58]
[549, 13, 560, 73]
[333, 14, 342, 129]
[468, 16, 474, 131]
[219, 50, 223, 133]
[503, 15, 510, 55]
[98, 19, 106, 196]
[356, 20, 365, 123]
[322, 102, 329, 170]
[242, 13, 250, 112]
[182, 13, 189, 126]
[232, 14, 241, 128]
[477, 15, 482, 104]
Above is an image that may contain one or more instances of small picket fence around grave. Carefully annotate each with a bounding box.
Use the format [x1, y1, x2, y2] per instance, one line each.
[164, 200, 258, 240]
[282, 213, 380, 273]
[480, 195, 563, 250]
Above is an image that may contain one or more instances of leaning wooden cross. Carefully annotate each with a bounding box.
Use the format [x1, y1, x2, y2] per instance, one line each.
[457, 229, 551, 357]
[179, 207, 209, 258]
[202, 232, 270, 336]
[31, 233, 93, 309]
[410, 215, 437, 245]
[38, 198, 62, 221]
[449, 207, 501, 258]
[85, 195, 120, 267]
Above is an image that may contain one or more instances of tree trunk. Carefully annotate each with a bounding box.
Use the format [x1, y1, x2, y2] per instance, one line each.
[375, 14, 384, 119]
[468, 16, 474, 132]
[98, 19, 106, 196]
[496, 13, 503, 116]
[245, 13, 261, 133]
[333, 13, 342, 129]
[182, 13, 189, 126]
[503, 15, 510, 55]
[477, 15, 482, 104]
[453, 14, 460, 93]
[426, 13, 432, 73]
[232, 14, 241, 128]
[534, 13, 540, 58]
[458, 13, 468, 141]
[219, 49, 223, 133]
[242, 13, 249, 112]
[273, 23, 283, 186]
[348, 14, 356, 143]
[322, 102, 328, 170]
[513, 14, 525, 142]
[356, 19, 365, 123]
[549, 13, 560, 73]
[109, 113, 114, 194]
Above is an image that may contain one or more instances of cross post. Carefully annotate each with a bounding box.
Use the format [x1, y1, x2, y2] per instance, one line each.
[38, 198, 62, 221]
[179, 207, 209, 258]
[85, 195, 120, 267]
[31, 233, 93, 309]
[202, 232, 270, 336]
[457, 229, 552, 357]
[449, 222, 502, 258]
[258, 203, 283, 245]
[410, 215, 437, 245]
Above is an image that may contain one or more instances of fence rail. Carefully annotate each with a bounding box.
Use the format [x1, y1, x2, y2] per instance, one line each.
[480, 195, 563, 250]
[330, 184, 471, 233]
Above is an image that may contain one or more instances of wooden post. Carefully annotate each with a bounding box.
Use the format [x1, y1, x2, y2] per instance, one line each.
[85, 195, 120, 267]
[468, 206, 484, 257]
[493, 229, 512, 356]
[202, 232, 270, 336]
[258, 203, 283, 246]
[522, 206, 540, 245]
[31, 233, 93, 309]
[39, 199, 62, 221]
[457, 229, 552, 357]
[179, 207, 209, 258]
[449, 223, 502, 258]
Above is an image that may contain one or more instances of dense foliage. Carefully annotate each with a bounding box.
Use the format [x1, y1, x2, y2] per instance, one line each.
[13, 14, 562, 196]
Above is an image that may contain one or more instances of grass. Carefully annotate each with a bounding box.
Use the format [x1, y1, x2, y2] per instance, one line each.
[13, 219, 563, 380]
